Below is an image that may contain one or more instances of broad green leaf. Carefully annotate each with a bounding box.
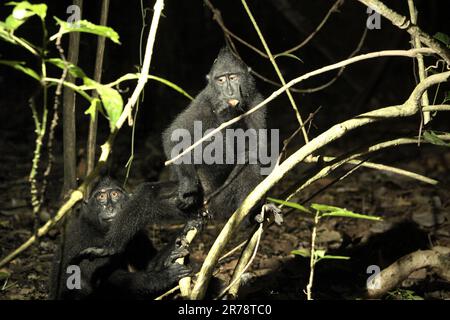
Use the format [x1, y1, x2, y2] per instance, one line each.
[52, 17, 120, 44]
[274, 52, 304, 63]
[423, 131, 450, 147]
[0, 59, 40, 80]
[311, 203, 382, 221]
[4, 2, 46, 30]
[47, 58, 86, 78]
[84, 97, 101, 121]
[84, 78, 123, 131]
[267, 197, 312, 214]
[434, 32, 450, 47]
[291, 249, 310, 257]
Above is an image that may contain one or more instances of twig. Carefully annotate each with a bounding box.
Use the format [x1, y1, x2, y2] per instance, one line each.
[306, 211, 320, 300]
[277, 0, 344, 56]
[407, 0, 430, 126]
[304, 156, 437, 185]
[241, 0, 309, 143]
[357, 0, 450, 65]
[62, 0, 83, 196]
[86, 0, 110, 198]
[217, 223, 263, 299]
[177, 227, 198, 298]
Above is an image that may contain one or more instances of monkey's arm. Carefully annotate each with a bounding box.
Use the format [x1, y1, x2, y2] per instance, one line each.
[162, 98, 209, 210]
[102, 240, 192, 298]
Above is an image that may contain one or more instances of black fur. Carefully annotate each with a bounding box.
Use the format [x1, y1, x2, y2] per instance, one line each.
[71, 46, 268, 262]
[162, 46, 267, 217]
[49, 177, 191, 300]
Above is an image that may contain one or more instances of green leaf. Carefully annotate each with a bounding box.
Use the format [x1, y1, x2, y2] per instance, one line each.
[3, 2, 46, 30]
[51, 17, 120, 44]
[274, 52, 304, 63]
[311, 203, 382, 221]
[0, 59, 40, 80]
[47, 58, 86, 78]
[434, 32, 450, 47]
[423, 131, 450, 147]
[320, 255, 350, 260]
[6, 2, 47, 19]
[84, 78, 123, 131]
[291, 249, 310, 257]
[267, 197, 312, 214]
[314, 249, 326, 259]
[84, 97, 101, 121]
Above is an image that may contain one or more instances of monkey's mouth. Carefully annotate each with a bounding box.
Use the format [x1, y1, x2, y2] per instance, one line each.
[102, 217, 114, 224]
[227, 99, 240, 108]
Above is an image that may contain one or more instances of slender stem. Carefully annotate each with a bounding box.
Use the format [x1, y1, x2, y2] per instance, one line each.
[86, 0, 110, 198]
[407, 0, 430, 125]
[241, 0, 309, 143]
[306, 212, 320, 300]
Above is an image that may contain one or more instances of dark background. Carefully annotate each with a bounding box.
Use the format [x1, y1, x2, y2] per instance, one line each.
[1, 1, 449, 182]
[0, 0, 449, 300]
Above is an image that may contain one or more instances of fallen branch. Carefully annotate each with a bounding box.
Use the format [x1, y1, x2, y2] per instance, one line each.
[367, 246, 450, 298]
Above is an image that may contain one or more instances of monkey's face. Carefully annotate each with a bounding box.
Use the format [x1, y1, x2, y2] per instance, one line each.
[212, 72, 244, 113]
[207, 46, 254, 116]
[93, 187, 126, 230]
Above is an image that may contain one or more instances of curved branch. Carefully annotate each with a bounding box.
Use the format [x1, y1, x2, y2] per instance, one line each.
[357, 0, 450, 65]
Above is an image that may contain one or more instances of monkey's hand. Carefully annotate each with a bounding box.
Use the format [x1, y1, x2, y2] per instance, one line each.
[148, 238, 190, 272]
[177, 178, 201, 210]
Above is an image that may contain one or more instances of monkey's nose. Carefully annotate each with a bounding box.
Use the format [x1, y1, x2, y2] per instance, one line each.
[227, 99, 239, 107]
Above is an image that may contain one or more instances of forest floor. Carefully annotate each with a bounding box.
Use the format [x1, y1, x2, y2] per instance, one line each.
[0, 128, 449, 300]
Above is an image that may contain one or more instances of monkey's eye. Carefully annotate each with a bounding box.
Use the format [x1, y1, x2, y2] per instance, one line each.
[110, 190, 122, 200]
[216, 76, 226, 84]
[96, 192, 107, 202]
[229, 74, 239, 81]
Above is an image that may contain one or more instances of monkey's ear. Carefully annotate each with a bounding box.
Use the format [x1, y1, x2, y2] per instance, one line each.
[247, 67, 252, 73]
[206, 74, 211, 81]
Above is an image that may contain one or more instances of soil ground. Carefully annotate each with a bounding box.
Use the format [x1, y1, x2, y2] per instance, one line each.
[0, 127, 449, 300]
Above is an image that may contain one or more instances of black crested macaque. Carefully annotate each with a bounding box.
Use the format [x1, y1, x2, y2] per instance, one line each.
[50, 177, 191, 299]
[162, 46, 267, 218]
